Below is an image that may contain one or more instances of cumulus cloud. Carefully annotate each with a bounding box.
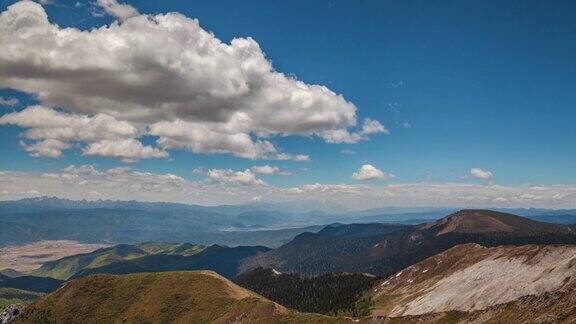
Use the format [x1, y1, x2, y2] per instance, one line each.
[322, 119, 388, 144]
[83, 139, 168, 162]
[0, 96, 18, 106]
[20, 139, 69, 157]
[0, 166, 575, 208]
[0, 1, 384, 161]
[96, 0, 139, 20]
[0, 105, 165, 160]
[352, 164, 394, 180]
[470, 168, 493, 181]
[207, 168, 265, 186]
[251, 165, 291, 176]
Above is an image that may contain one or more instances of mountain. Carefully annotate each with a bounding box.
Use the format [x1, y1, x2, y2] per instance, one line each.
[380, 289, 576, 323]
[0, 275, 62, 293]
[0, 269, 24, 278]
[317, 223, 409, 237]
[369, 243, 576, 322]
[0, 209, 324, 248]
[17, 271, 350, 323]
[0, 288, 41, 309]
[241, 210, 576, 276]
[235, 267, 377, 316]
[421, 209, 575, 235]
[71, 245, 271, 279]
[240, 223, 411, 276]
[31, 243, 204, 280]
[370, 243, 576, 316]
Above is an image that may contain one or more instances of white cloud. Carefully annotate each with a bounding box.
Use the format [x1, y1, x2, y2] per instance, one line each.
[0, 105, 165, 160]
[341, 149, 356, 155]
[0, 1, 384, 161]
[322, 119, 388, 144]
[207, 168, 265, 186]
[470, 168, 493, 181]
[0, 166, 574, 208]
[251, 165, 292, 176]
[192, 167, 206, 174]
[0, 96, 18, 106]
[83, 139, 168, 162]
[20, 139, 69, 157]
[96, 0, 139, 20]
[352, 164, 394, 180]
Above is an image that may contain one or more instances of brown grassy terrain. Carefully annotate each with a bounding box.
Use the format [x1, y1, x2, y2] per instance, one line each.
[0, 241, 111, 272]
[17, 271, 355, 323]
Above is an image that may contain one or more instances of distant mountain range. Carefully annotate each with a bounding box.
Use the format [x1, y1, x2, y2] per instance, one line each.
[240, 210, 576, 276]
[23, 209, 576, 283]
[2, 197, 575, 248]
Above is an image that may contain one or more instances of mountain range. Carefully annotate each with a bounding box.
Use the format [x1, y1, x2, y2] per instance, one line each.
[240, 210, 576, 276]
[2, 208, 576, 323]
[2, 197, 576, 248]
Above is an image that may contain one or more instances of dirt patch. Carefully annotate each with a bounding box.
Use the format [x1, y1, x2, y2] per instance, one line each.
[0, 240, 112, 272]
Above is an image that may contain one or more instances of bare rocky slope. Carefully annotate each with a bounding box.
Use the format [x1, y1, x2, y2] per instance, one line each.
[370, 243, 576, 318]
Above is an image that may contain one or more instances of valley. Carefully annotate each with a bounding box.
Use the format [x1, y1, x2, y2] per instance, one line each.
[1, 201, 575, 323]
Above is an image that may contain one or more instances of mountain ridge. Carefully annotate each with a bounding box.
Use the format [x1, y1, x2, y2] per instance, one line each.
[241, 209, 576, 277]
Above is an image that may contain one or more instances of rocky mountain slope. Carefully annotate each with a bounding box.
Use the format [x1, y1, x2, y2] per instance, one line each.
[241, 210, 576, 276]
[17, 271, 351, 323]
[370, 243, 576, 317]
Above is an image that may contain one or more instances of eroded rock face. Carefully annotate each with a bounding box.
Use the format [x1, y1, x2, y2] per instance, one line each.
[371, 244, 576, 317]
[0, 304, 23, 324]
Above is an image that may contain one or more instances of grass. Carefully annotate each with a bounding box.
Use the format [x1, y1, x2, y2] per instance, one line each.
[0, 287, 41, 309]
[18, 271, 354, 323]
[30, 243, 205, 280]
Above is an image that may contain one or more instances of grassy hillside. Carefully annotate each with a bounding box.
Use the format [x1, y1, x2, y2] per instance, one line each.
[18, 271, 352, 323]
[31, 243, 204, 280]
[0, 287, 41, 309]
[72, 245, 270, 279]
[0, 275, 62, 293]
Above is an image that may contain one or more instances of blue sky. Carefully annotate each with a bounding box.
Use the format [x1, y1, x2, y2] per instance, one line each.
[0, 0, 574, 208]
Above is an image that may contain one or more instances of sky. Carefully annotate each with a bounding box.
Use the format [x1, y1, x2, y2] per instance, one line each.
[0, 0, 574, 209]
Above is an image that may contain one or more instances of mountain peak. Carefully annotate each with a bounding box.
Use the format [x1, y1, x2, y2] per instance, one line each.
[424, 209, 574, 235]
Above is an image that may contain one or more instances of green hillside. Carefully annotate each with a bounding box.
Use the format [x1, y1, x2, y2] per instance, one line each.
[72, 245, 270, 279]
[31, 243, 204, 280]
[0, 287, 41, 309]
[0, 275, 62, 293]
